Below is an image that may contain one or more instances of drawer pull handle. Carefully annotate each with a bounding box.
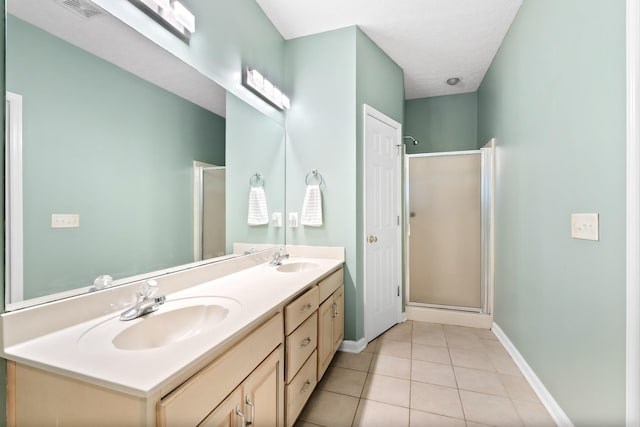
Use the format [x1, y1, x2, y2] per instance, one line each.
[301, 379, 312, 394]
[245, 396, 255, 425]
[301, 336, 312, 347]
[332, 302, 338, 317]
[236, 406, 246, 427]
[300, 303, 312, 312]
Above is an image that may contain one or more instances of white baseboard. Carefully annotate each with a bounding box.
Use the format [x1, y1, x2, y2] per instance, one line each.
[338, 338, 367, 353]
[407, 305, 493, 328]
[492, 323, 574, 427]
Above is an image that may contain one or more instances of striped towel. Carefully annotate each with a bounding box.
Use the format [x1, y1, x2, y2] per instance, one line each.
[248, 186, 269, 226]
[301, 184, 323, 226]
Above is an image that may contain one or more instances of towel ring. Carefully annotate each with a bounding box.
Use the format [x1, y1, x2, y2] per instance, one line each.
[249, 173, 265, 187]
[305, 169, 324, 186]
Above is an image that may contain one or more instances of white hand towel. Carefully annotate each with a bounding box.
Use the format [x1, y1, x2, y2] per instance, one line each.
[301, 184, 323, 226]
[248, 186, 269, 226]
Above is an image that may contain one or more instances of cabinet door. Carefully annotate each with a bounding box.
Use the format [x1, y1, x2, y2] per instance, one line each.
[317, 297, 334, 380]
[243, 349, 283, 427]
[333, 285, 345, 353]
[199, 388, 244, 427]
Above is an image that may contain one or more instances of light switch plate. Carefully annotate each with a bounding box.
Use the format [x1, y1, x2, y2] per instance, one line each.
[272, 212, 283, 228]
[571, 213, 599, 241]
[51, 213, 80, 228]
[288, 212, 298, 228]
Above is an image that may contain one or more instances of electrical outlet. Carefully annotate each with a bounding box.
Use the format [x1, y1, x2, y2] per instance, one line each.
[51, 214, 80, 228]
[571, 213, 598, 241]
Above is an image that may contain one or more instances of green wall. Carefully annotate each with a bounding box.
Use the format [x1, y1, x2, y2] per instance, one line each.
[226, 93, 285, 251]
[404, 93, 478, 154]
[285, 27, 404, 341]
[91, 0, 286, 123]
[7, 16, 225, 298]
[477, 0, 626, 424]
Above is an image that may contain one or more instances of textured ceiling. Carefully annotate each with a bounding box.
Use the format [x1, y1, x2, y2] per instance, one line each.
[256, 0, 523, 99]
[8, 0, 227, 116]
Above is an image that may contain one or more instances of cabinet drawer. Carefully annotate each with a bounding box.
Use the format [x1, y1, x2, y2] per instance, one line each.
[284, 287, 319, 335]
[285, 312, 317, 384]
[157, 313, 283, 427]
[285, 350, 317, 427]
[318, 268, 343, 302]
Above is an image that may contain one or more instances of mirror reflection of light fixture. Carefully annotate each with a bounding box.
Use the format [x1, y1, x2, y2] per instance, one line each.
[128, 0, 195, 43]
[243, 68, 291, 111]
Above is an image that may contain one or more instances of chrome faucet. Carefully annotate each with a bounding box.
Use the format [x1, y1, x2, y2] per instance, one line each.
[269, 247, 290, 266]
[120, 280, 166, 321]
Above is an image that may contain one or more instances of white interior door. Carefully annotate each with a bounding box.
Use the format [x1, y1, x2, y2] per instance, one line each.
[364, 105, 402, 341]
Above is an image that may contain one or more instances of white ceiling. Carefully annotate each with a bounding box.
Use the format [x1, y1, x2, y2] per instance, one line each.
[256, 0, 523, 99]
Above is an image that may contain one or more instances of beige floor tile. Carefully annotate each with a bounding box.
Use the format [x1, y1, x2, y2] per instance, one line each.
[512, 400, 557, 427]
[488, 352, 522, 375]
[459, 390, 523, 427]
[331, 351, 373, 372]
[394, 320, 414, 331]
[454, 366, 507, 396]
[298, 390, 359, 427]
[443, 325, 478, 336]
[412, 328, 448, 347]
[466, 422, 493, 427]
[370, 353, 412, 379]
[410, 381, 464, 419]
[411, 360, 457, 388]
[444, 331, 484, 350]
[294, 421, 324, 427]
[380, 325, 412, 343]
[474, 328, 498, 340]
[353, 399, 410, 427]
[317, 366, 367, 397]
[377, 339, 412, 359]
[362, 373, 411, 407]
[412, 342, 451, 364]
[409, 409, 466, 427]
[362, 339, 378, 354]
[500, 374, 539, 403]
[449, 347, 495, 371]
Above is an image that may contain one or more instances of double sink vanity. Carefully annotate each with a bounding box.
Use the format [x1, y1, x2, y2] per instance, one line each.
[0, 246, 345, 426]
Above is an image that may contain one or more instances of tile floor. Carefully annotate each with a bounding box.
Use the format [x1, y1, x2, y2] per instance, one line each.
[295, 321, 556, 427]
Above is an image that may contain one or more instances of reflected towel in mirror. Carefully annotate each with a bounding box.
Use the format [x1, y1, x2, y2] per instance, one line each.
[301, 184, 323, 226]
[248, 187, 269, 225]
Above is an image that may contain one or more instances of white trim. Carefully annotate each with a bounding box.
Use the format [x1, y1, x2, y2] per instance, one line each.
[627, 0, 640, 425]
[407, 305, 492, 328]
[492, 323, 574, 427]
[362, 104, 402, 342]
[5, 92, 24, 304]
[338, 338, 367, 354]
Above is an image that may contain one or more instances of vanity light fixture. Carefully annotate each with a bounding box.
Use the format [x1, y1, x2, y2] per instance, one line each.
[243, 68, 291, 111]
[128, 0, 195, 43]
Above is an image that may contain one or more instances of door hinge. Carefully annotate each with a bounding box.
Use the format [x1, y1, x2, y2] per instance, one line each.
[397, 215, 400, 226]
[397, 286, 400, 297]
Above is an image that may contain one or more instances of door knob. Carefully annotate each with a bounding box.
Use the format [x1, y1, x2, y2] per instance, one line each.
[368, 235, 378, 243]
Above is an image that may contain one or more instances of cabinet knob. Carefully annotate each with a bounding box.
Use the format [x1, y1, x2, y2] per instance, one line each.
[368, 235, 378, 243]
[300, 303, 312, 312]
[301, 379, 312, 394]
[301, 336, 312, 348]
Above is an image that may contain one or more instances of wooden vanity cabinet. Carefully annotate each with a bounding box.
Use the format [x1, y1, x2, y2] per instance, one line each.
[316, 270, 345, 380]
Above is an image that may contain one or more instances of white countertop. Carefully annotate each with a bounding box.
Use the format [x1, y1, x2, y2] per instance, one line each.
[1, 257, 343, 398]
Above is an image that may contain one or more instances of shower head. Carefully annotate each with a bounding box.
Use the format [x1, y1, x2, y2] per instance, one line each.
[403, 136, 420, 146]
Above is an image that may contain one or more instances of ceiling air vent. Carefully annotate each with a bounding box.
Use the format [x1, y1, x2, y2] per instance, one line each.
[55, 0, 103, 19]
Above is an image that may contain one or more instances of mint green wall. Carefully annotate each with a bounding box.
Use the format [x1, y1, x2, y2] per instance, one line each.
[226, 93, 285, 250]
[91, 0, 286, 123]
[7, 16, 225, 298]
[284, 27, 358, 339]
[355, 28, 405, 339]
[404, 93, 478, 154]
[285, 27, 404, 341]
[477, 1, 626, 424]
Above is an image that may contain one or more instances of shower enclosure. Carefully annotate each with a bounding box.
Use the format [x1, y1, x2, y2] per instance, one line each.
[195, 165, 226, 261]
[405, 147, 493, 314]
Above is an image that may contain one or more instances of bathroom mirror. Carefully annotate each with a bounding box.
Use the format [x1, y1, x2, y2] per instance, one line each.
[4, 0, 285, 309]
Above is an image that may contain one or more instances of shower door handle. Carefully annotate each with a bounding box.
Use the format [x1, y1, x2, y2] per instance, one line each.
[368, 235, 378, 243]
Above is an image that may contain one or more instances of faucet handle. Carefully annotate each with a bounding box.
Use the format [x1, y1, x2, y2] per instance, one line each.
[138, 280, 158, 299]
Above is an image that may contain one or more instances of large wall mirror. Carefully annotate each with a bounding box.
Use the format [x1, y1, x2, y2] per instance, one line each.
[5, 0, 285, 310]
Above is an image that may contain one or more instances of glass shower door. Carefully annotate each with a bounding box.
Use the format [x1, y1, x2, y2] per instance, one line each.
[407, 152, 482, 310]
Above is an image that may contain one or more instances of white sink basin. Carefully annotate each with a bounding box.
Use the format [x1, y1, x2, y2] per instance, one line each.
[276, 261, 321, 273]
[78, 296, 241, 351]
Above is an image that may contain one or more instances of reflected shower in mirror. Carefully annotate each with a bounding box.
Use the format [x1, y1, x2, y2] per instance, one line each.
[5, 0, 285, 309]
